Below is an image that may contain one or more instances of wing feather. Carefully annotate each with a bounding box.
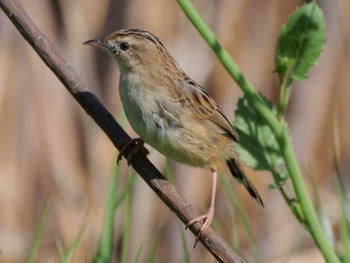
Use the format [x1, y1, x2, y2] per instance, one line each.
[181, 76, 239, 142]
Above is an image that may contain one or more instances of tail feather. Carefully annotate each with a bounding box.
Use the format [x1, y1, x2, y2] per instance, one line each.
[226, 159, 264, 207]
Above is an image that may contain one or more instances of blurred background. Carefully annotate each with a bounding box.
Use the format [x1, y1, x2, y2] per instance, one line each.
[0, 0, 349, 262]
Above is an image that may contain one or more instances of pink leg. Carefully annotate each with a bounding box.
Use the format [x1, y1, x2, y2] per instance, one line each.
[187, 171, 218, 247]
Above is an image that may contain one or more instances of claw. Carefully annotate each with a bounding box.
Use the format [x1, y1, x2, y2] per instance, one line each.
[186, 208, 214, 247]
[116, 138, 149, 165]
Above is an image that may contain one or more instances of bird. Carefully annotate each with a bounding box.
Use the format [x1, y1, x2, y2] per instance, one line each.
[84, 28, 263, 246]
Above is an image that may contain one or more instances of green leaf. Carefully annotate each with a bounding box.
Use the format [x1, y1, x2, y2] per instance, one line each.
[275, 1, 326, 82]
[234, 95, 288, 180]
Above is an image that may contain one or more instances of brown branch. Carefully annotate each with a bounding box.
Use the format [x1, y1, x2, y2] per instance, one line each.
[0, 0, 246, 262]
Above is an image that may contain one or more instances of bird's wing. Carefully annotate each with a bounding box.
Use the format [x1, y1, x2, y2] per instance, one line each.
[179, 75, 239, 142]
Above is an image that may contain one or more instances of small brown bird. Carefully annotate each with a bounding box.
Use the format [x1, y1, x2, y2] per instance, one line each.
[84, 29, 263, 245]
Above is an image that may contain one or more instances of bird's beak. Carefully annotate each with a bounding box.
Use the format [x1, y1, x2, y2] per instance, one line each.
[83, 38, 109, 49]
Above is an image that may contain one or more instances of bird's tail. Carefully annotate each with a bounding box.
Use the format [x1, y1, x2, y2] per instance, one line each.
[226, 158, 264, 207]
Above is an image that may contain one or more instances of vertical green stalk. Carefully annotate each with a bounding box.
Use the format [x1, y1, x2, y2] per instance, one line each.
[179, 223, 191, 263]
[94, 166, 120, 263]
[221, 174, 259, 261]
[277, 127, 339, 262]
[57, 224, 85, 263]
[120, 179, 133, 263]
[177, 1, 340, 262]
[28, 195, 51, 263]
[333, 121, 350, 263]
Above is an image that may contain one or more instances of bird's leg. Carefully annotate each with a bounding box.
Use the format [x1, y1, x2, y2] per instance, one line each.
[186, 171, 218, 247]
[116, 138, 149, 165]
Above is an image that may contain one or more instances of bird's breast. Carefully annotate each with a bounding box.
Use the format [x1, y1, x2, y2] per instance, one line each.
[119, 76, 172, 141]
[118, 75, 216, 168]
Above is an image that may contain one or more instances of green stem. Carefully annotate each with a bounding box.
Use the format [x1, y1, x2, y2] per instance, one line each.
[333, 122, 350, 263]
[120, 183, 132, 263]
[278, 82, 293, 119]
[278, 81, 286, 118]
[278, 70, 293, 119]
[28, 195, 52, 263]
[177, 1, 340, 262]
[95, 167, 120, 263]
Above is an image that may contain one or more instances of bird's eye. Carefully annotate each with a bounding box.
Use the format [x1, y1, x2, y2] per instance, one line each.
[119, 42, 129, 51]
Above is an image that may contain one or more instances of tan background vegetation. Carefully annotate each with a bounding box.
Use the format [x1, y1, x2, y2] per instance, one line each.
[0, 0, 349, 262]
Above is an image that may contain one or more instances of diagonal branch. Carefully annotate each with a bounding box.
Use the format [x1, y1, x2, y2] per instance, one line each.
[0, 0, 245, 262]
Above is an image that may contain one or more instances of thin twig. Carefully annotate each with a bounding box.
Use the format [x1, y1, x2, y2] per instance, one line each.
[0, 0, 245, 262]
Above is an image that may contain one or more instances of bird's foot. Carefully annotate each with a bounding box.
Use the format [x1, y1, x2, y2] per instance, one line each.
[116, 138, 149, 165]
[186, 207, 214, 248]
